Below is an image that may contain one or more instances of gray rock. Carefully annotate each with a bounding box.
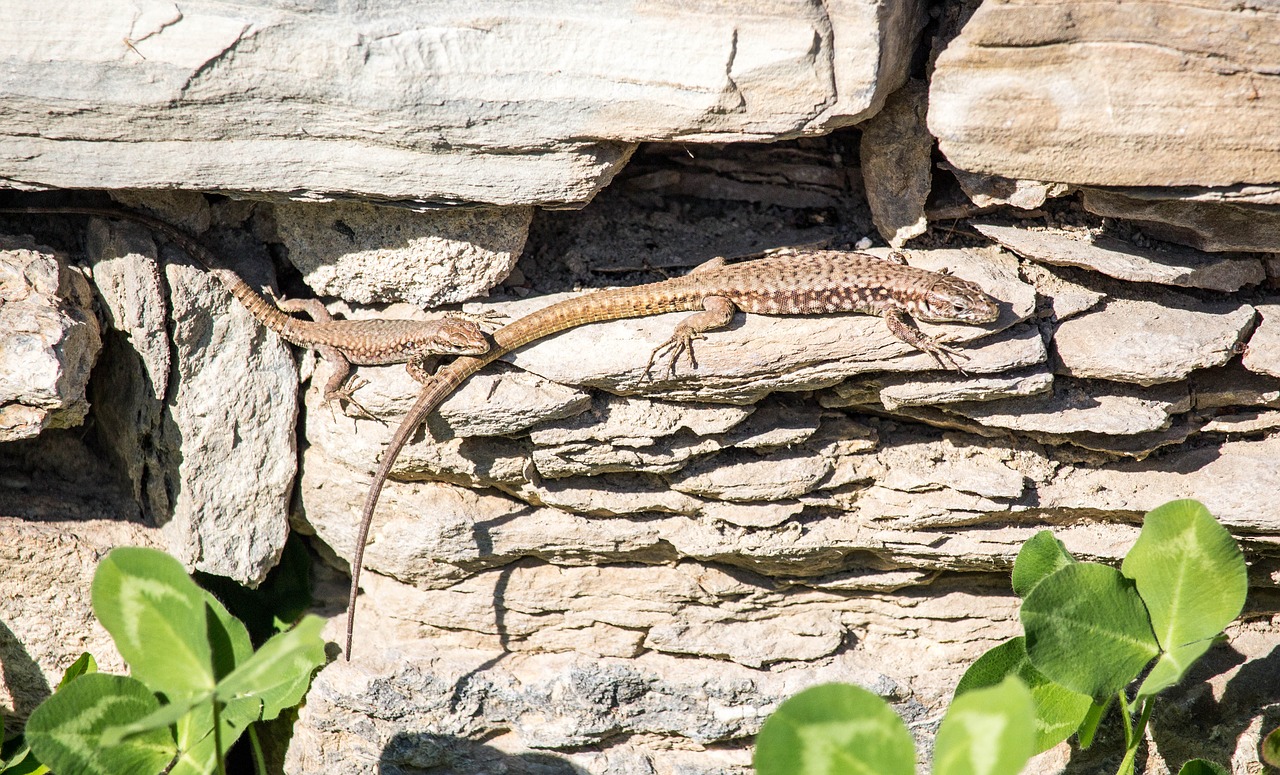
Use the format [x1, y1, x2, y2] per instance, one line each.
[944, 379, 1189, 436]
[1019, 263, 1105, 322]
[529, 397, 752, 447]
[148, 228, 298, 584]
[1242, 304, 1280, 379]
[272, 201, 531, 306]
[973, 221, 1265, 292]
[944, 164, 1069, 209]
[669, 448, 833, 502]
[1082, 189, 1280, 253]
[0, 517, 161, 726]
[1191, 365, 1280, 410]
[0, 236, 100, 441]
[1054, 295, 1255, 386]
[644, 613, 845, 668]
[2, 0, 923, 206]
[1201, 411, 1280, 434]
[875, 369, 1055, 410]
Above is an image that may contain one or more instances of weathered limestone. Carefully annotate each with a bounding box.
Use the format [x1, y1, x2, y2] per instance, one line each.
[1, 0, 924, 206]
[929, 0, 1280, 187]
[5, 0, 1280, 767]
[973, 221, 1266, 292]
[0, 236, 100, 441]
[1053, 296, 1256, 386]
[0, 517, 159, 726]
[860, 80, 931, 247]
[1082, 189, 1280, 253]
[1, 208, 297, 584]
[1243, 305, 1280, 379]
[272, 201, 532, 306]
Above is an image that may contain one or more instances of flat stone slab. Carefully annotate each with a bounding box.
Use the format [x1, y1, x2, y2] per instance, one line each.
[1, 0, 922, 205]
[942, 379, 1189, 436]
[929, 0, 1280, 187]
[1054, 295, 1256, 386]
[1243, 305, 1280, 379]
[973, 221, 1265, 292]
[1082, 189, 1280, 253]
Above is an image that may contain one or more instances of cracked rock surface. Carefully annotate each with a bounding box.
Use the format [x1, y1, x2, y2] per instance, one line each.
[4, 2, 1280, 773]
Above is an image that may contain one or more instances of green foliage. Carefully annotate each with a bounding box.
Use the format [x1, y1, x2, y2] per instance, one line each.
[753, 683, 915, 775]
[954, 638, 1091, 753]
[1021, 563, 1160, 699]
[1, 653, 99, 775]
[1177, 760, 1229, 775]
[1121, 500, 1247, 698]
[754, 679, 1036, 775]
[756, 500, 1249, 775]
[1010, 531, 1074, 597]
[1263, 725, 1280, 768]
[933, 678, 1036, 775]
[22, 547, 326, 775]
[25, 675, 176, 775]
[958, 499, 1247, 775]
[194, 536, 313, 644]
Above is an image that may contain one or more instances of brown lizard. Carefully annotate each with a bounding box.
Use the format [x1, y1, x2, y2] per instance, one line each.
[343, 249, 1002, 657]
[1, 205, 492, 411]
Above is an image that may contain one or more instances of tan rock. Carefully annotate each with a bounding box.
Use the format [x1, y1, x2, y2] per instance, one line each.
[1243, 305, 1280, 379]
[945, 379, 1189, 436]
[1082, 189, 1280, 252]
[860, 80, 931, 247]
[930, 0, 1280, 187]
[0, 518, 161, 726]
[973, 221, 1265, 292]
[2, 0, 923, 206]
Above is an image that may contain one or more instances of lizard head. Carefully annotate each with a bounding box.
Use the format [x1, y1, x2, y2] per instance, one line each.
[913, 275, 1001, 324]
[426, 317, 491, 355]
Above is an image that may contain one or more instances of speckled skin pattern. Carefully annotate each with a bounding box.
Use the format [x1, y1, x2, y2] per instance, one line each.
[345, 249, 1001, 658]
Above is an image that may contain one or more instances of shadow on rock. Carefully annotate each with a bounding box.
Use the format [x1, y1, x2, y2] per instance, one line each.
[381, 732, 588, 775]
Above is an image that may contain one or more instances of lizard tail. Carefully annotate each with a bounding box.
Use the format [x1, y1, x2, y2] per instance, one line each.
[343, 355, 486, 659]
[344, 282, 701, 657]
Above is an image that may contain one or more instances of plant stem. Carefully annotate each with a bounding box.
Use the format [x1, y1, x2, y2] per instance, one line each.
[249, 724, 268, 775]
[1117, 691, 1133, 749]
[1114, 696, 1154, 775]
[213, 699, 225, 775]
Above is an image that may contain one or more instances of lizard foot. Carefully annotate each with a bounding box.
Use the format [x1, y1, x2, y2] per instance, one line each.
[919, 339, 970, 375]
[446, 309, 507, 333]
[326, 377, 387, 424]
[643, 331, 703, 380]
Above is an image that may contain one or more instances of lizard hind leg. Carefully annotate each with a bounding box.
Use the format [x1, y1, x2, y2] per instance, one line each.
[642, 295, 737, 380]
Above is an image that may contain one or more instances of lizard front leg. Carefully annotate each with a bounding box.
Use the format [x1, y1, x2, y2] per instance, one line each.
[644, 295, 737, 378]
[882, 308, 967, 373]
[274, 297, 382, 419]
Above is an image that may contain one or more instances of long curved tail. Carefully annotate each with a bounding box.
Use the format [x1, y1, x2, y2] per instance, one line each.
[344, 282, 701, 658]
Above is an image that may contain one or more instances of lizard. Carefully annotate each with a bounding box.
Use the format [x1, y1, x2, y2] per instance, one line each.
[0, 205, 492, 412]
[343, 249, 1002, 658]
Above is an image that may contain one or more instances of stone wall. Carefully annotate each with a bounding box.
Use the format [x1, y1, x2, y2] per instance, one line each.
[1, 1, 1278, 773]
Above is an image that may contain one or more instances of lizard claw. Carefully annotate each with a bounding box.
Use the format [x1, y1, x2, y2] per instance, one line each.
[920, 340, 970, 375]
[447, 309, 507, 333]
[326, 377, 387, 424]
[643, 331, 702, 381]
